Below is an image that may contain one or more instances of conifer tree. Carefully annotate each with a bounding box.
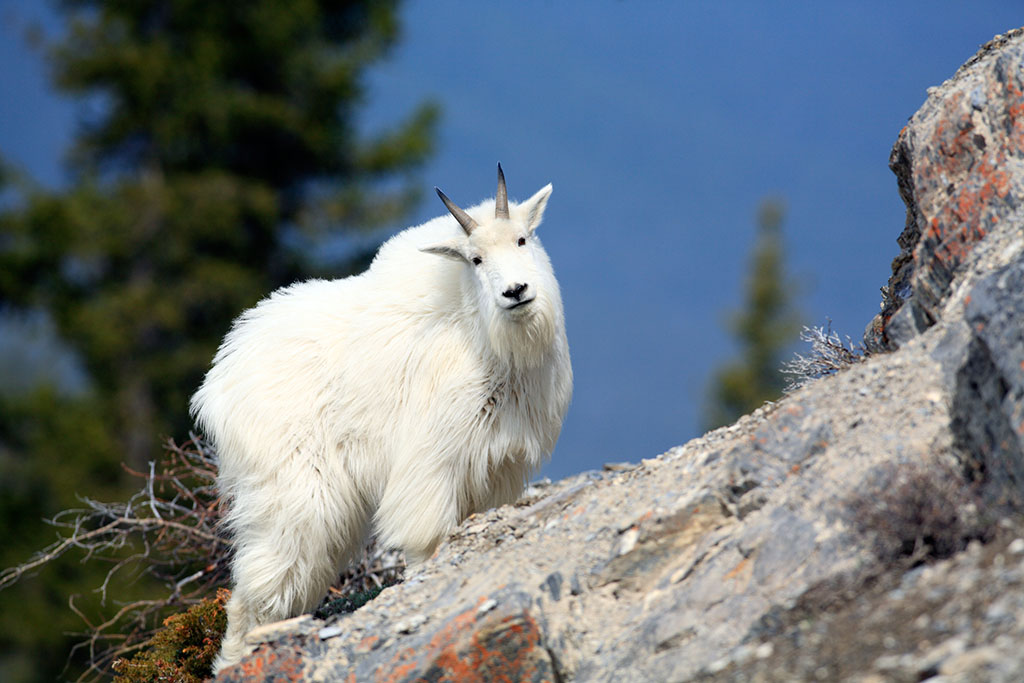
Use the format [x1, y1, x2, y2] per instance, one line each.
[704, 198, 802, 430]
[0, 2, 436, 678]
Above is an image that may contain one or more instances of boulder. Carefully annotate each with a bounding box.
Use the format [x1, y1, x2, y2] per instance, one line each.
[866, 27, 1024, 351]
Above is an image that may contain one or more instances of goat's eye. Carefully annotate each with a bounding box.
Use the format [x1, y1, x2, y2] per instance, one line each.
[517, 237, 527, 247]
[471, 256, 483, 266]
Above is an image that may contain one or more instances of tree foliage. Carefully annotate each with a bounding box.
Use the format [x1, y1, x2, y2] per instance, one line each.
[0, 1, 436, 679]
[704, 199, 802, 430]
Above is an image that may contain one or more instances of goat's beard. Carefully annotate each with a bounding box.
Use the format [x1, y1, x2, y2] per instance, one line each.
[486, 294, 560, 368]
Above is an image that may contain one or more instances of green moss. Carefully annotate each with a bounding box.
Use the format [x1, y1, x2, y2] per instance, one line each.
[112, 589, 228, 683]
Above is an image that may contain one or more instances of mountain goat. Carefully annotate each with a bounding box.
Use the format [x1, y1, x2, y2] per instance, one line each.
[191, 165, 572, 672]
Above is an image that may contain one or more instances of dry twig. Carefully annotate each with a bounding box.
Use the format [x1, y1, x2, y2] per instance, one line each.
[781, 321, 868, 392]
[2, 433, 406, 680]
[2, 434, 229, 680]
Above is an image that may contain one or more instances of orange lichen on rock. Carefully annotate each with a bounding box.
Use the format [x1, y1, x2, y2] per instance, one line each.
[365, 604, 555, 683]
[235, 646, 305, 682]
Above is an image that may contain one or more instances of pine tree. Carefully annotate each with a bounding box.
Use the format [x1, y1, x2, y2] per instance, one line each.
[704, 198, 802, 430]
[0, 2, 436, 679]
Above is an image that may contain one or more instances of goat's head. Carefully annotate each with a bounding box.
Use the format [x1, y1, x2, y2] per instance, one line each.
[422, 164, 554, 321]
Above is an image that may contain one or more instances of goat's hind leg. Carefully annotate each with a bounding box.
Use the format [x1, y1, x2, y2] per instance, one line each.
[212, 536, 319, 674]
[213, 586, 260, 673]
[213, 494, 368, 672]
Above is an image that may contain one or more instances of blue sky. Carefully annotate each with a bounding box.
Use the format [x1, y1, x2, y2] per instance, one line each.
[2, 2, 1021, 479]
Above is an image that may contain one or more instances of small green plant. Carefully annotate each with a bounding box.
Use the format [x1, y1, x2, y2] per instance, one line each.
[316, 579, 402, 620]
[111, 588, 228, 683]
[315, 535, 405, 620]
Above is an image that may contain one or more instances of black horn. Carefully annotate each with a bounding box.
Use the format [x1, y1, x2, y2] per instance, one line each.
[435, 187, 478, 236]
[495, 163, 509, 219]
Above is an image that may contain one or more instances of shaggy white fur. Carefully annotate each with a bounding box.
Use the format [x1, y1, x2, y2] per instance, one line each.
[191, 167, 572, 672]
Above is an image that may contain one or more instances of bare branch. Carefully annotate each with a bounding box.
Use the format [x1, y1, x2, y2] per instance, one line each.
[2, 435, 231, 679]
[0, 519, 125, 590]
[3, 432, 406, 679]
[781, 320, 869, 392]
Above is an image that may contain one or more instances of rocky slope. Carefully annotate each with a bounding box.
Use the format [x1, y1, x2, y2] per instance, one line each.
[218, 29, 1024, 683]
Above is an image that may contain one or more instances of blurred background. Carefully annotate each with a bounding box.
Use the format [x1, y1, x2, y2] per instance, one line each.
[1, 1, 1020, 679]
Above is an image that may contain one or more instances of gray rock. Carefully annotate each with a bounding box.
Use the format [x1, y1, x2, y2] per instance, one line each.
[865, 27, 1024, 351]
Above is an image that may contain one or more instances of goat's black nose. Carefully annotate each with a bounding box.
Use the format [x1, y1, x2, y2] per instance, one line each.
[502, 283, 528, 301]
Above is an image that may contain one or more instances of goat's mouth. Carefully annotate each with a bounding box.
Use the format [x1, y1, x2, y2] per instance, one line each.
[503, 297, 535, 311]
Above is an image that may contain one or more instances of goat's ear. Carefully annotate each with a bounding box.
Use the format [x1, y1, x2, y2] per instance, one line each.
[520, 183, 553, 233]
[420, 239, 468, 262]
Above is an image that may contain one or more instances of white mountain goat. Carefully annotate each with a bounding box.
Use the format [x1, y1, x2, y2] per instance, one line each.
[190, 165, 572, 672]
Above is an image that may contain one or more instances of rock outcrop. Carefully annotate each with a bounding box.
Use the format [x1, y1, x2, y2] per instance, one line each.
[866, 27, 1024, 352]
[218, 29, 1024, 683]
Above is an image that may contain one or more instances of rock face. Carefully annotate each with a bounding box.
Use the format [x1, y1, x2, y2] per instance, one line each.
[866, 27, 1024, 351]
[217, 30, 1024, 683]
